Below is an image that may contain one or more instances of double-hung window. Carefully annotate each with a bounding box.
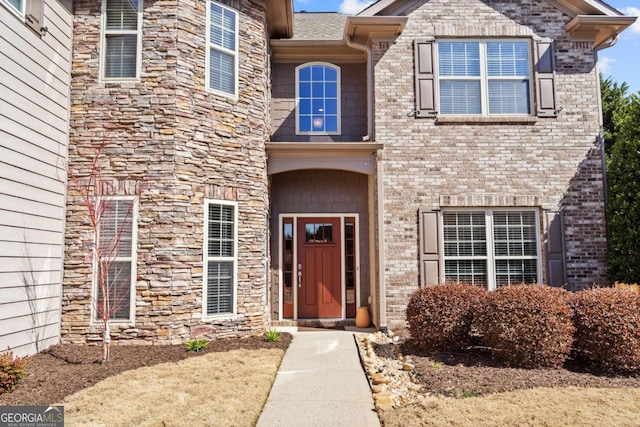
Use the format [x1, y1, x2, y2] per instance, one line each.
[101, 0, 142, 80]
[95, 197, 137, 322]
[442, 210, 540, 290]
[206, 1, 238, 97]
[437, 40, 531, 115]
[204, 201, 237, 317]
[296, 63, 340, 134]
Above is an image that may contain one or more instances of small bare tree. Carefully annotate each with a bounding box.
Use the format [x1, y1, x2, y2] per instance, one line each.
[67, 142, 139, 363]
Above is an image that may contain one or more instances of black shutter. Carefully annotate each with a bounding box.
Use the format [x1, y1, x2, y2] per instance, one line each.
[419, 209, 440, 286]
[535, 39, 558, 118]
[544, 211, 566, 287]
[413, 38, 437, 118]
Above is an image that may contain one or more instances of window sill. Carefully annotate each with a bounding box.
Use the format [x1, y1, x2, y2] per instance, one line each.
[435, 116, 537, 125]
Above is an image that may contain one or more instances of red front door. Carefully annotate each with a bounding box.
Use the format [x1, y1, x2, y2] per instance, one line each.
[297, 218, 342, 318]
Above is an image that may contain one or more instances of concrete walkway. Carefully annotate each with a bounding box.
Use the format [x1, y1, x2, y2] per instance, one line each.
[257, 329, 380, 427]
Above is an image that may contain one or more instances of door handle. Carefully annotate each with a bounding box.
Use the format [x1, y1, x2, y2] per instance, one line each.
[297, 264, 302, 287]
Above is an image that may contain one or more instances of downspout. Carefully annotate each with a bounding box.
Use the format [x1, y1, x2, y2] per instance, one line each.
[595, 35, 619, 280]
[345, 34, 387, 331]
[344, 35, 374, 139]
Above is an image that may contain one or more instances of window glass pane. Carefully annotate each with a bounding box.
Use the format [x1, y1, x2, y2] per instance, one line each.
[445, 259, 487, 287]
[299, 66, 311, 81]
[442, 212, 486, 257]
[299, 82, 311, 98]
[325, 99, 338, 115]
[106, 0, 139, 31]
[207, 261, 234, 315]
[487, 42, 529, 77]
[325, 82, 337, 98]
[99, 199, 134, 256]
[97, 261, 132, 320]
[311, 65, 324, 80]
[488, 80, 530, 114]
[209, 3, 236, 50]
[439, 80, 481, 115]
[209, 49, 235, 94]
[305, 224, 333, 243]
[104, 35, 138, 78]
[493, 211, 537, 257]
[495, 259, 537, 287]
[324, 116, 338, 132]
[325, 67, 337, 81]
[5, 0, 23, 13]
[208, 204, 235, 257]
[438, 42, 480, 77]
[299, 116, 311, 132]
[299, 99, 311, 115]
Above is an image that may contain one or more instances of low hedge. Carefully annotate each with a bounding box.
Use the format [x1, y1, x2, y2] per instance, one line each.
[406, 283, 485, 352]
[571, 287, 640, 374]
[474, 285, 574, 368]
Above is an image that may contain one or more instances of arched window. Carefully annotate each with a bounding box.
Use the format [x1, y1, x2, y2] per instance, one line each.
[296, 63, 340, 134]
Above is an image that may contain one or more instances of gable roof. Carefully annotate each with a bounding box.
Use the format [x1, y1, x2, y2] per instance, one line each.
[357, 0, 636, 48]
[291, 12, 349, 41]
[359, 0, 625, 17]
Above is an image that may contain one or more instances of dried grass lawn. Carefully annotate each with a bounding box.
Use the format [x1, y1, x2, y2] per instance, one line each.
[63, 348, 284, 427]
[380, 386, 640, 426]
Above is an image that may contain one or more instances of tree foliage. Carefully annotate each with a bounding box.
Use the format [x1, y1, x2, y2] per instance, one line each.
[602, 74, 640, 282]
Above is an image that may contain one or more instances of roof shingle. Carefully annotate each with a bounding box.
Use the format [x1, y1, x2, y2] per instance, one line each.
[292, 12, 348, 41]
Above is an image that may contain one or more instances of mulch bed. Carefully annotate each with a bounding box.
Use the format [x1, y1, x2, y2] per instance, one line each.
[374, 338, 640, 397]
[0, 334, 292, 406]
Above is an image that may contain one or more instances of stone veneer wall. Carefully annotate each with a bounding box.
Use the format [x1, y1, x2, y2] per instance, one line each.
[372, 0, 607, 327]
[62, 0, 270, 344]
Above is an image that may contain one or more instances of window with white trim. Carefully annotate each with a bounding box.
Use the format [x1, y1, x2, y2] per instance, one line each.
[442, 210, 540, 290]
[296, 63, 340, 134]
[95, 198, 137, 321]
[206, 1, 238, 96]
[1, 0, 24, 15]
[437, 40, 532, 115]
[101, 0, 142, 80]
[204, 201, 237, 316]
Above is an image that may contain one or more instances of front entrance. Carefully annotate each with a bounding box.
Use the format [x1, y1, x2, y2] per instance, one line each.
[280, 215, 358, 320]
[298, 218, 342, 318]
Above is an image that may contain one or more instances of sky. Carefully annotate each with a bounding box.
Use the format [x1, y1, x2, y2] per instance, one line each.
[293, 0, 640, 95]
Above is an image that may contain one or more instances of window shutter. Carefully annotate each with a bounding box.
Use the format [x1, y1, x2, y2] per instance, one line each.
[25, 0, 45, 35]
[419, 209, 441, 286]
[534, 39, 558, 118]
[544, 211, 566, 287]
[413, 38, 437, 118]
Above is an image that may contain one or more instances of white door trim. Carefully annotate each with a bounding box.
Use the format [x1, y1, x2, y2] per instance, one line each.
[278, 213, 360, 321]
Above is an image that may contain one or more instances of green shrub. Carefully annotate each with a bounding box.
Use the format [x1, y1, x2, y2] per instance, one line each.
[185, 338, 209, 352]
[406, 283, 486, 352]
[571, 287, 640, 374]
[0, 350, 31, 394]
[474, 285, 574, 369]
[264, 329, 281, 342]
